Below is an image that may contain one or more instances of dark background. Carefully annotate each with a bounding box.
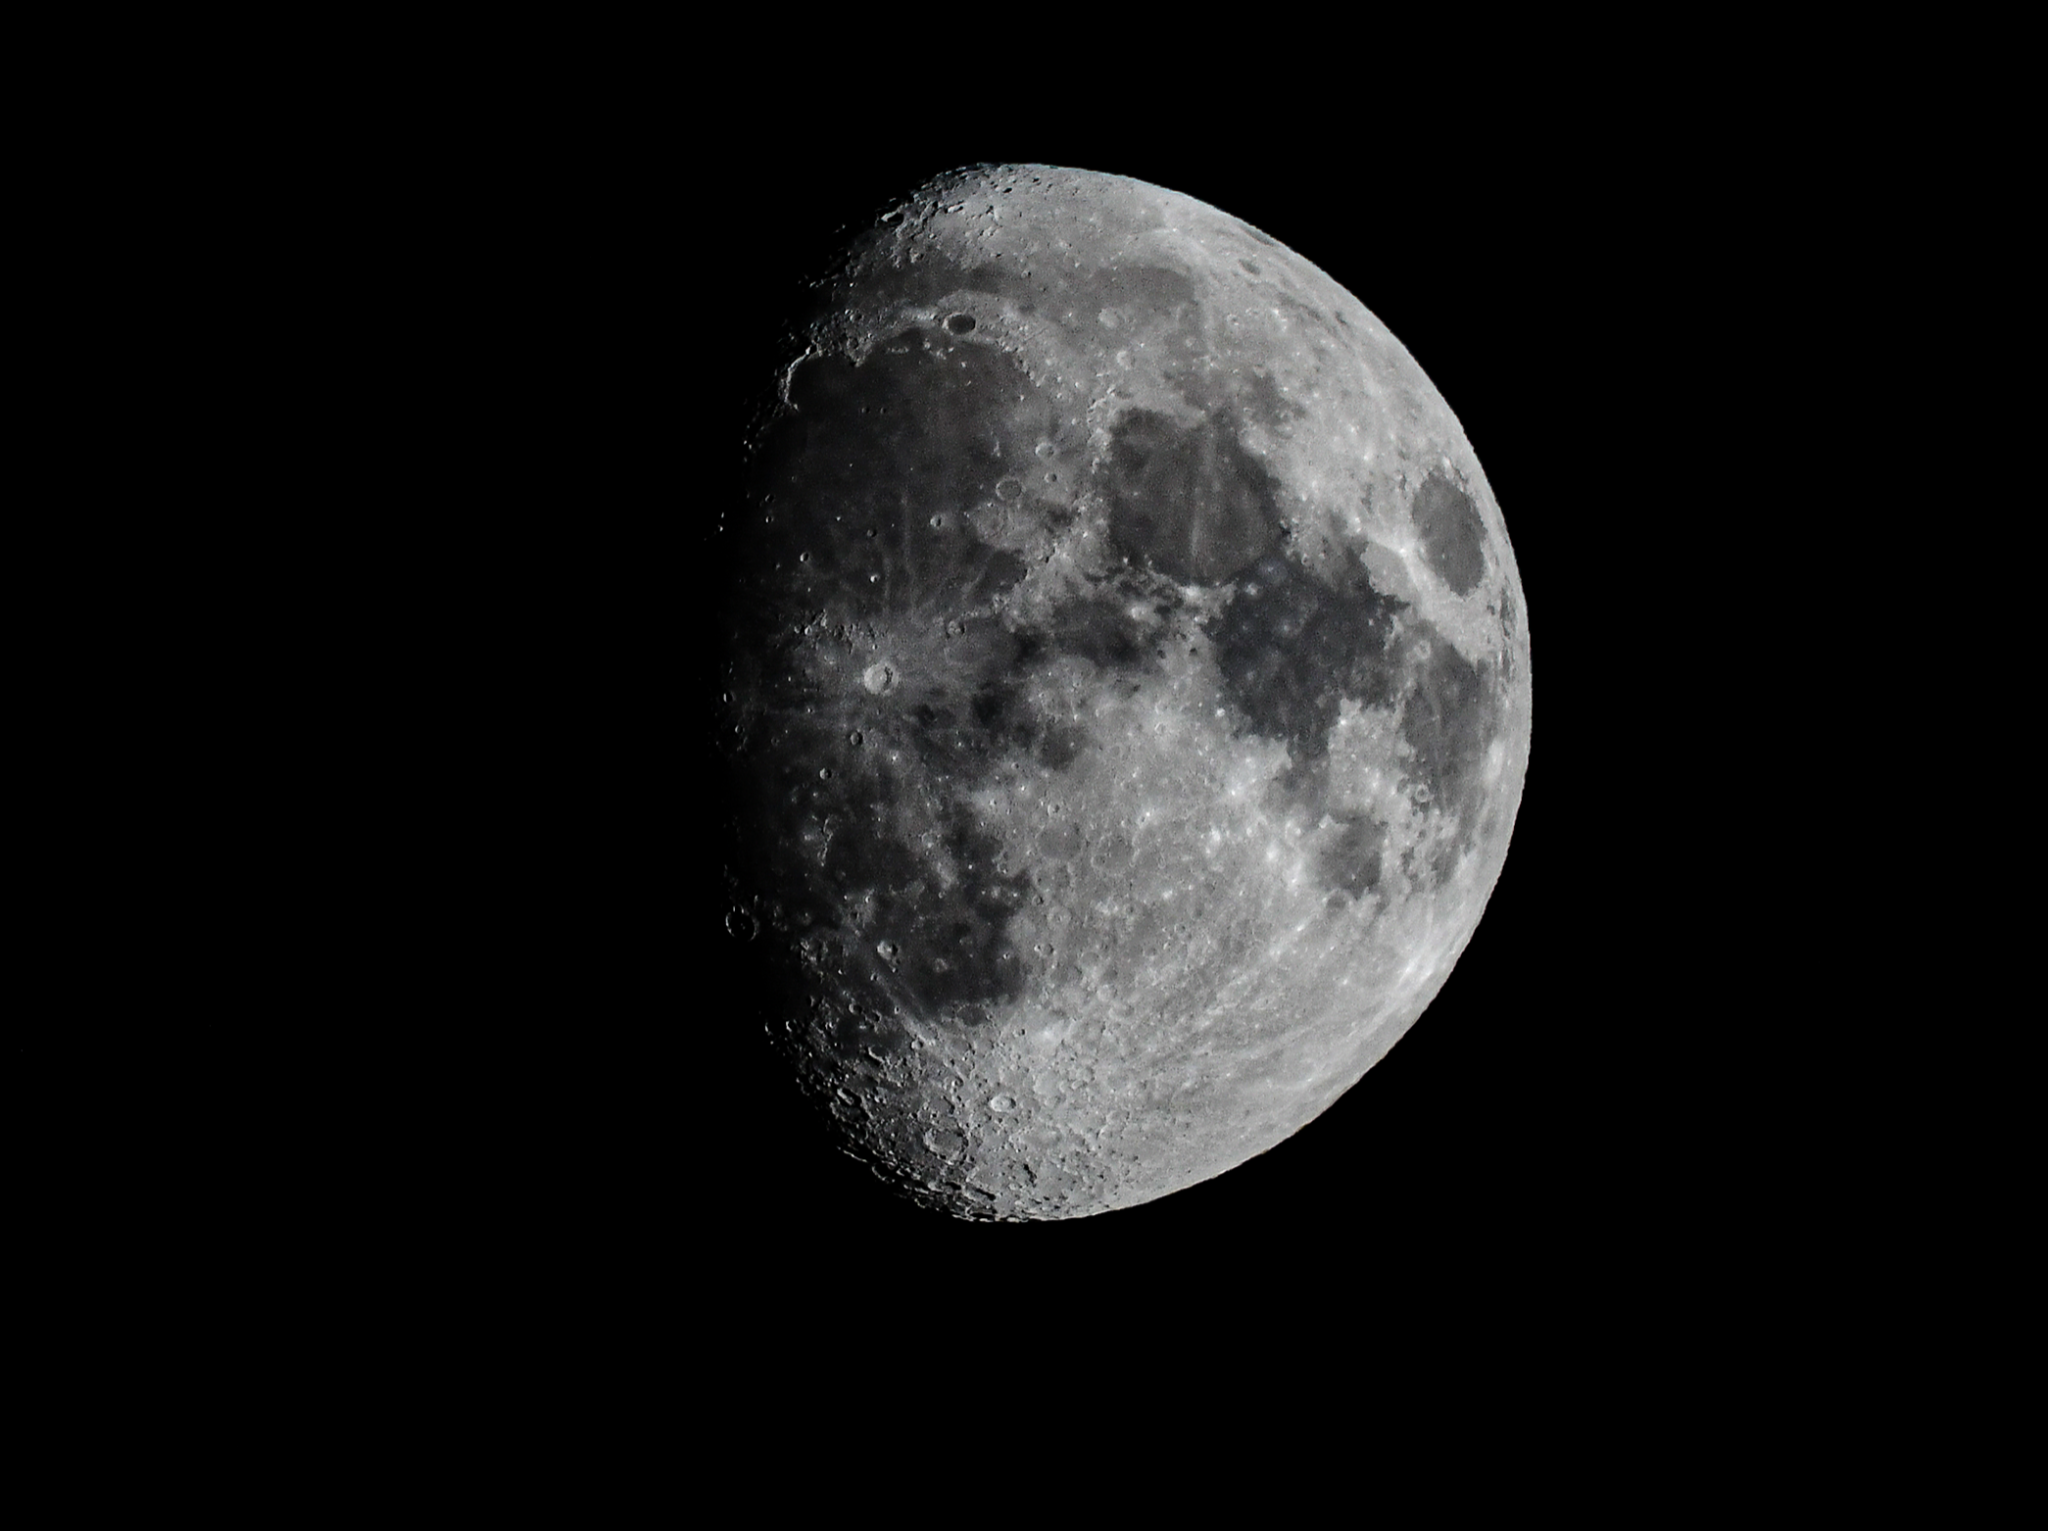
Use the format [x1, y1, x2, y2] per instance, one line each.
[331, 108, 1795, 1343]
[12, 38, 1924, 1441]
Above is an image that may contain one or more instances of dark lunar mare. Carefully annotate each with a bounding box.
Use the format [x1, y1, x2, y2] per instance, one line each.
[1199, 542, 1505, 897]
[1402, 639, 1488, 800]
[722, 322, 1183, 1072]
[1397, 634, 1499, 867]
[1320, 817, 1387, 900]
[719, 699, 1035, 1069]
[1105, 408, 1284, 585]
[1208, 550, 1405, 760]
[722, 325, 1057, 1073]
[1020, 596, 1148, 675]
[1411, 470, 1488, 598]
[734, 325, 1052, 633]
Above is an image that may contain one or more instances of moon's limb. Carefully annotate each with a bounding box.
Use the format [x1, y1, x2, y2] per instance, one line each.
[721, 165, 1531, 1220]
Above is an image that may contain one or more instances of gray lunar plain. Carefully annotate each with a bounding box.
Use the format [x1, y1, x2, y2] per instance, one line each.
[718, 164, 1531, 1219]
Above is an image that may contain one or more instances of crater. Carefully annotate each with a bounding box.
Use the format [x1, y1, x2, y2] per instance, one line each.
[1412, 470, 1487, 597]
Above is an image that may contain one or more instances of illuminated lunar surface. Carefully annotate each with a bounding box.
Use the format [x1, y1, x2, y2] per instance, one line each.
[717, 164, 1530, 1220]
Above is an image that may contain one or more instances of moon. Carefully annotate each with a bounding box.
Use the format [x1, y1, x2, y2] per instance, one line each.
[717, 164, 1531, 1220]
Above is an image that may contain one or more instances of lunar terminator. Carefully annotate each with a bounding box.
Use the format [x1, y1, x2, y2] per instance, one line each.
[718, 164, 1531, 1219]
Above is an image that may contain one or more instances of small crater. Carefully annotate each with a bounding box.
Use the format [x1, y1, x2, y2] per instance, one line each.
[945, 313, 977, 334]
[923, 1127, 966, 1159]
[988, 1094, 1017, 1113]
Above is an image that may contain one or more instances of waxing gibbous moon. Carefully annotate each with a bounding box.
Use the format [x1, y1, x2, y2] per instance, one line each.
[717, 164, 1531, 1220]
